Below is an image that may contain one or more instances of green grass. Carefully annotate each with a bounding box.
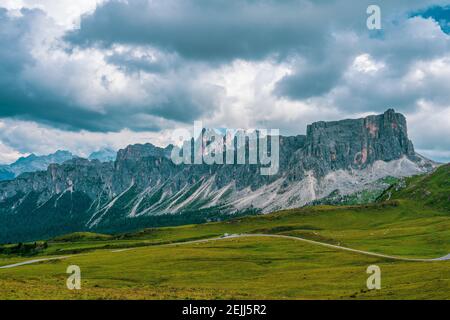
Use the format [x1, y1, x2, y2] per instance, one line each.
[381, 164, 450, 211]
[0, 237, 448, 300]
[0, 166, 448, 299]
[6, 201, 445, 259]
[52, 232, 113, 242]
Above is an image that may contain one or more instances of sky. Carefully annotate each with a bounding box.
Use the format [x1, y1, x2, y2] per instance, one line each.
[0, 0, 450, 163]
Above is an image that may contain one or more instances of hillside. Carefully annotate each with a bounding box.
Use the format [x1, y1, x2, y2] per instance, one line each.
[0, 202, 448, 299]
[380, 164, 450, 211]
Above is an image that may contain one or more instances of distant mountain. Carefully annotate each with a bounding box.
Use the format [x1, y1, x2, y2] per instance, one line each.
[0, 110, 437, 243]
[0, 150, 74, 181]
[88, 148, 117, 162]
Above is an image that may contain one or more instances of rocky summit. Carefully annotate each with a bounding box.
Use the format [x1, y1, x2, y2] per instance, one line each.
[0, 110, 436, 242]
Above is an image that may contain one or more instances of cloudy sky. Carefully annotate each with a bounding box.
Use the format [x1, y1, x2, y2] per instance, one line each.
[0, 0, 450, 163]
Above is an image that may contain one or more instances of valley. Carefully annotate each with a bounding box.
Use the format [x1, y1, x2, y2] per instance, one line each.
[0, 165, 448, 299]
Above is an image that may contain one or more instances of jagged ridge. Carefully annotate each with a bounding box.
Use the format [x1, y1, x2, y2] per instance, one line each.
[0, 110, 436, 242]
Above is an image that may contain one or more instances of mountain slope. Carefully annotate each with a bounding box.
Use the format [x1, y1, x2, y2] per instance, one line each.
[0, 167, 14, 181]
[0, 110, 437, 242]
[380, 164, 450, 211]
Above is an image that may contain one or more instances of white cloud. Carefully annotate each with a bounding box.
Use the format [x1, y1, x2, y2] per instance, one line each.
[352, 54, 385, 74]
[0, 118, 177, 161]
[407, 102, 450, 161]
[3, 0, 105, 27]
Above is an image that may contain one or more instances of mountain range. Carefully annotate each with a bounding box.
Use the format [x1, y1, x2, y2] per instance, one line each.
[0, 150, 74, 181]
[0, 149, 118, 182]
[0, 109, 437, 243]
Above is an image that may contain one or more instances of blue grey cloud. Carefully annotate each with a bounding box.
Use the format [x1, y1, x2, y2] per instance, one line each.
[414, 5, 450, 33]
[66, 0, 450, 101]
[0, 7, 219, 132]
[66, 0, 329, 62]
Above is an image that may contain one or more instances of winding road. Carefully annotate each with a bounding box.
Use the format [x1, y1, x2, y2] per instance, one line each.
[0, 256, 72, 269]
[1, 233, 449, 269]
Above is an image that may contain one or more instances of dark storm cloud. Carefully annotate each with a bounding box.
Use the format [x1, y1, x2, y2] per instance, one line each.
[0, 9, 92, 129]
[66, 0, 329, 62]
[275, 1, 450, 101]
[2, 0, 450, 136]
[276, 61, 344, 99]
[0, 7, 218, 132]
[68, 0, 445, 62]
[64, 0, 357, 101]
[0, 8, 35, 76]
[105, 49, 181, 74]
[0, 72, 212, 132]
[275, 35, 357, 99]
[0, 8, 115, 131]
[66, 0, 450, 101]
[329, 15, 450, 114]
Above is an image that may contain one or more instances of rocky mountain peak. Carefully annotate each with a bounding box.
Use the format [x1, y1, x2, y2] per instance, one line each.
[0, 150, 75, 181]
[116, 143, 172, 162]
[301, 109, 415, 174]
[88, 148, 117, 162]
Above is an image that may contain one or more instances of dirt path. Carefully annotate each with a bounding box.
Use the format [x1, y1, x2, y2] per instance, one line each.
[1, 233, 448, 269]
[112, 233, 450, 262]
[236, 234, 450, 262]
[0, 256, 71, 269]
